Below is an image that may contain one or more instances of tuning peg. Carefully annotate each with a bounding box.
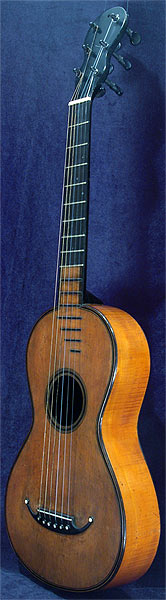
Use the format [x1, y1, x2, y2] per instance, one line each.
[105, 79, 123, 96]
[95, 86, 106, 98]
[109, 64, 114, 74]
[89, 21, 100, 32]
[73, 68, 81, 77]
[126, 26, 141, 45]
[110, 13, 120, 22]
[113, 51, 131, 70]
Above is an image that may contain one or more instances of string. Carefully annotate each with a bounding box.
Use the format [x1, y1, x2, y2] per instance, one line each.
[67, 100, 89, 517]
[54, 102, 79, 519]
[44, 66, 91, 515]
[62, 98, 88, 518]
[38, 111, 70, 513]
[44, 80, 89, 516]
[38, 18, 105, 516]
[44, 27, 99, 516]
[42, 104, 75, 516]
[60, 99, 83, 519]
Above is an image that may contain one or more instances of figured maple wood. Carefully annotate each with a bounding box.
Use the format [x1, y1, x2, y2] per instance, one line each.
[93, 305, 160, 587]
[6, 304, 160, 591]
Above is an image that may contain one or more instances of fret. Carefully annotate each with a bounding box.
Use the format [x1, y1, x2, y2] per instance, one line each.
[60, 326, 82, 329]
[62, 217, 85, 223]
[60, 264, 84, 268]
[64, 181, 87, 188]
[69, 121, 89, 128]
[62, 234, 85, 238]
[67, 142, 88, 149]
[65, 338, 81, 342]
[61, 278, 83, 281]
[64, 201, 86, 206]
[59, 304, 81, 307]
[65, 162, 88, 169]
[61, 249, 84, 253]
[57, 315, 82, 321]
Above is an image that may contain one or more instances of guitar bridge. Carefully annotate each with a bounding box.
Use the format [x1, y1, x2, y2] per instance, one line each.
[25, 498, 93, 535]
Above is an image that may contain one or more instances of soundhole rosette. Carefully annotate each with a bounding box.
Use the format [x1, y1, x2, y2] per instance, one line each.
[46, 369, 86, 433]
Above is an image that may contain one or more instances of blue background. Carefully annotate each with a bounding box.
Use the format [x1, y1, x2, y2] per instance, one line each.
[2, 0, 165, 598]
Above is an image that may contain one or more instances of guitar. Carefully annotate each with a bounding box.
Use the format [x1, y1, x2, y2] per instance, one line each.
[6, 5, 160, 593]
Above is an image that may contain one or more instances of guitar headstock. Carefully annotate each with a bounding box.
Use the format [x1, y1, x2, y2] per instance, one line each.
[71, 6, 141, 101]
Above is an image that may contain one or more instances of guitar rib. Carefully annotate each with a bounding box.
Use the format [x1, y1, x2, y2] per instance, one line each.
[6, 305, 160, 592]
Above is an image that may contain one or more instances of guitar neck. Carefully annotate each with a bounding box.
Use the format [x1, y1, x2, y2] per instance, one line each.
[58, 97, 92, 309]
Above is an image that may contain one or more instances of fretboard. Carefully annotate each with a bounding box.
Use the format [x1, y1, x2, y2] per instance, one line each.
[57, 98, 92, 310]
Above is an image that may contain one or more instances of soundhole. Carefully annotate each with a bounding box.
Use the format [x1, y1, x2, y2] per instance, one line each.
[46, 370, 86, 432]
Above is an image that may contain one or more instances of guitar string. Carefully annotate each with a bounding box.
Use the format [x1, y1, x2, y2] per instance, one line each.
[47, 77, 89, 514]
[45, 78, 90, 516]
[42, 103, 76, 516]
[45, 103, 76, 516]
[40, 12, 123, 518]
[51, 65, 94, 517]
[67, 100, 89, 517]
[54, 102, 79, 519]
[60, 100, 82, 518]
[38, 111, 70, 514]
[39, 25, 98, 515]
[61, 99, 86, 518]
[52, 31, 98, 516]
[58, 36, 98, 516]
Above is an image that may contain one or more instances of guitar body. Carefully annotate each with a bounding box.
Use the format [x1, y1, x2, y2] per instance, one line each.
[6, 305, 160, 592]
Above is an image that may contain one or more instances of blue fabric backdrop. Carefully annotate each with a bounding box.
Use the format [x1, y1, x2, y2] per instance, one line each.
[2, 0, 165, 598]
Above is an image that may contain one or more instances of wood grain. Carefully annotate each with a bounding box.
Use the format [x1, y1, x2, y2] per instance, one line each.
[93, 305, 160, 587]
[6, 304, 160, 591]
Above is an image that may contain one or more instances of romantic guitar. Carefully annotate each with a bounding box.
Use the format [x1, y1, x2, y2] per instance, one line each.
[6, 5, 160, 592]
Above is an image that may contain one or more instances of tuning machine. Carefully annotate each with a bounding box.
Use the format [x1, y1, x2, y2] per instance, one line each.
[105, 79, 123, 96]
[126, 26, 141, 45]
[73, 67, 82, 78]
[113, 51, 131, 71]
[95, 86, 106, 99]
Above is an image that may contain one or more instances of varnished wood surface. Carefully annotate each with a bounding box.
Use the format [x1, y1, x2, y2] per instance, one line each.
[93, 305, 160, 587]
[6, 304, 160, 591]
[6, 306, 121, 591]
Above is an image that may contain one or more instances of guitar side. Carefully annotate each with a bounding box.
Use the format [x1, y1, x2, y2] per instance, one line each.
[92, 304, 160, 586]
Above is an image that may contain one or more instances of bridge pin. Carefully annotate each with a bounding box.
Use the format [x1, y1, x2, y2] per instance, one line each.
[65, 525, 69, 530]
[42, 520, 46, 525]
[53, 523, 57, 529]
[88, 516, 93, 523]
[47, 522, 51, 527]
[59, 524, 64, 530]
